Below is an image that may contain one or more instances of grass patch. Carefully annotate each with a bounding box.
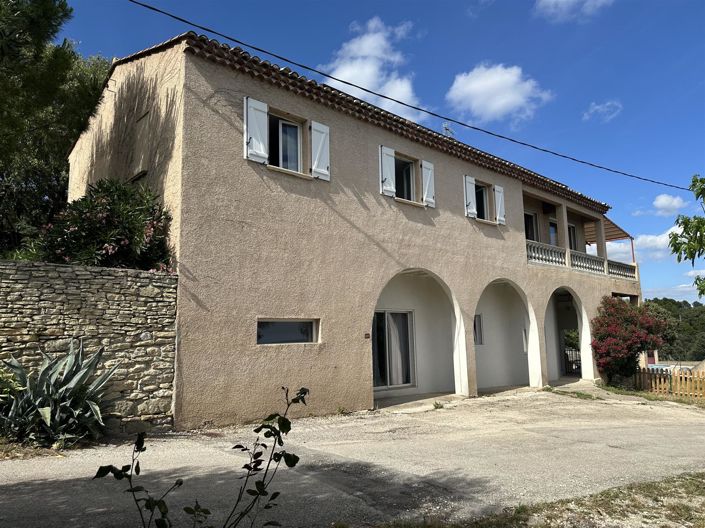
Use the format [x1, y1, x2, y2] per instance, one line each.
[335, 473, 705, 528]
[600, 385, 705, 408]
[0, 437, 59, 461]
[541, 386, 603, 401]
[432, 401, 445, 410]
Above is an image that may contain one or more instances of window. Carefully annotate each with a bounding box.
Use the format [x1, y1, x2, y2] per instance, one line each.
[549, 219, 558, 246]
[394, 156, 416, 201]
[257, 320, 317, 344]
[380, 146, 435, 207]
[568, 224, 578, 251]
[473, 314, 483, 345]
[268, 115, 301, 172]
[475, 184, 489, 220]
[372, 311, 414, 388]
[524, 213, 538, 241]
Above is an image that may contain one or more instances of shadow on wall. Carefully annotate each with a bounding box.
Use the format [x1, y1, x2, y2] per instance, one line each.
[0, 457, 495, 527]
[87, 64, 178, 198]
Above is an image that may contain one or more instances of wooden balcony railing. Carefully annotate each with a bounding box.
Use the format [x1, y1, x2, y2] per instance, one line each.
[526, 241, 637, 280]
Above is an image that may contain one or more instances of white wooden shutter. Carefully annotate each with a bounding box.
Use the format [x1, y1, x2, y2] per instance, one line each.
[422, 160, 435, 207]
[464, 175, 477, 218]
[380, 146, 396, 196]
[244, 97, 268, 164]
[494, 185, 506, 225]
[311, 121, 330, 181]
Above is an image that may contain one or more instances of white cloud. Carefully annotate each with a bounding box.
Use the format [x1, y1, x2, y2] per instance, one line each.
[466, 0, 495, 18]
[652, 194, 688, 216]
[535, 0, 615, 22]
[582, 100, 622, 123]
[685, 270, 705, 278]
[320, 17, 424, 122]
[445, 63, 553, 127]
[587, 226, 680, 262]
[643, 283, 699, 302]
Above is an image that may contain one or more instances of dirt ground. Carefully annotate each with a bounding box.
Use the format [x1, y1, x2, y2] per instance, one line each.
[2, 382, 705, 527]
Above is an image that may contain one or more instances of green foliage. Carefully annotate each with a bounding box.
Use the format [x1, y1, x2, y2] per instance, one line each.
[591, 296, 673, 383]
[0, 340, 119, 447]
[36, 179, 172, 270]
[94, 387, 310, 528]
[0, 0, 109, 254]
[646, 298, 705, 361]
[0, 365, 21, 407]
[670, 175, 705, 297]
[563, 329, 580, 350]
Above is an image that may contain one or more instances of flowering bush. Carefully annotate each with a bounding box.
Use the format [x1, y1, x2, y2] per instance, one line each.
[591, 296, 673, 383]
[37, 180, 172, 270]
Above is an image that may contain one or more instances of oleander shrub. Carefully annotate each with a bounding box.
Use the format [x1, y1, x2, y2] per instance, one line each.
[0, 340, 119, 447]
[591, 296, 673, 383]
[37, 179, 172, 270]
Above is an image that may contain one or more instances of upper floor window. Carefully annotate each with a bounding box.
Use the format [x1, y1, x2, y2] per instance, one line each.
[464, 175, 505, 225]
[568, 224, 578, 251]
[244, 97, 330, 181]
[524, 213, 538, 241]
[549, 219, 558, 246]
[380, 146, 435, 207]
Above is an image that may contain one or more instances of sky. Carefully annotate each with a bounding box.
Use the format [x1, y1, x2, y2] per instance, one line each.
[59, 0, 705, 301]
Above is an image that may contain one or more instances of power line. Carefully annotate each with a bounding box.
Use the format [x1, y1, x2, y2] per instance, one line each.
[126, 0, 690, 192]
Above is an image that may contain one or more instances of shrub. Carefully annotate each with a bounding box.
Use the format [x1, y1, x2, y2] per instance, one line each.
[0, 366, 21, 408]
[37, 179, 172, 270]
[0, 340, 119, 447]
[94, 387, 309, 528]
[591, 297, 672, 383]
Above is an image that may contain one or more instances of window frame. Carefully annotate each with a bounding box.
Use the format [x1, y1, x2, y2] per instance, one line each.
[473, 314, 484, 346]
[568, 223, 578, 251]
[372, 310, 417, 390]
[475, 183, 490, 221]
[393, 153, 419, 203]
[524, 212, 539, 241]
[278, 118, 303, 173]
[256, 318, 319, 345]
[549, 218, 559, 246]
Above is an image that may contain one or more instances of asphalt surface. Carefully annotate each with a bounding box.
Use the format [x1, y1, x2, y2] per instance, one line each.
[2, 384, 705, 527]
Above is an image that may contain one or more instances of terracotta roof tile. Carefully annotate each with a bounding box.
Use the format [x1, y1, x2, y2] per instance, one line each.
[110, 32, 611, 214]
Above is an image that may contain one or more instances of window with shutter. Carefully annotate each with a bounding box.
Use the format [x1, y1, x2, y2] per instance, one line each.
[494, 185, 505, 225]
[380, 146, 397, 196]
[422, 161, 435, 208]
[464, 175, 477, 218]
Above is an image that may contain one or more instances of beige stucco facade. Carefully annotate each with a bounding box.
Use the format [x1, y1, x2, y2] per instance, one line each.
[69, 37, 641, 430]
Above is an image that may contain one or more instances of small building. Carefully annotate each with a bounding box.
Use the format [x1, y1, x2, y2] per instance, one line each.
[68, 33, 641, 429]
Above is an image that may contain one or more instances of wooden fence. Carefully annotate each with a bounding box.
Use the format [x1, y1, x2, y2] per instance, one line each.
[634, 368, 705, 400]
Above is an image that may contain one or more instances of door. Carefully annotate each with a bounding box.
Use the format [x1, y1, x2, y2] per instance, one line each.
[372, 311, 414, 388]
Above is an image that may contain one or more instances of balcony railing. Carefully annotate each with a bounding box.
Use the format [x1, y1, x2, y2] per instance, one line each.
[526, 240, 637, 280]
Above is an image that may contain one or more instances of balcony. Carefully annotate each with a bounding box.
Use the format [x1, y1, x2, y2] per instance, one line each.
[526, 240, 637, 280]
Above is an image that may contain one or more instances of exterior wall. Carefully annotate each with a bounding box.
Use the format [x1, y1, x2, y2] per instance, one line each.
[475, 282, 531, 389]
[173, 53, 641, 428]
[0, 260, 177, 433]
[68, 45, 186, 259]
[374, 272, 455, 398]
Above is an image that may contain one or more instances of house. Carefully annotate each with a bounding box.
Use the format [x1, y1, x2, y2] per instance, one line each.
[68, 33, 641, 429]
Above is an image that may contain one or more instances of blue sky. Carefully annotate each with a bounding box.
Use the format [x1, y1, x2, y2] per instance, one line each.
[60, 0, 705, 301]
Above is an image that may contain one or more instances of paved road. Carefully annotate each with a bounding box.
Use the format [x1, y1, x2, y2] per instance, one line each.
[2, 386, 705, 527]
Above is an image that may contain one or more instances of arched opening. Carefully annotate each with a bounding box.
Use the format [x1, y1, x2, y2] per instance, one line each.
[545, 288, 595, 382]
[372, 269, 467, 404]
[474, 280, 541, 391]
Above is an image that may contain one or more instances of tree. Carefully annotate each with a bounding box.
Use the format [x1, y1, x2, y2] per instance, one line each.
[670, 175, 705, 297]
[0, 0, 109, 255]
[647, 297, 705, 361]
[591, 296, 673, 383]
[36, 180, 172, 270]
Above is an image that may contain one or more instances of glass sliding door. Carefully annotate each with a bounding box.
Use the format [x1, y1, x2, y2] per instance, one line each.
[372, 311, 414, 388]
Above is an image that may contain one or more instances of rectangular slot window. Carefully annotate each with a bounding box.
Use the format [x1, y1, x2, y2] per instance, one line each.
[474, 314, 483, 345]
[549, 219, 558, 246]
[524, 213, 538, 241]
[268, 115, 301, 172]
[394, 156, 416, 201]
[372, 311, 414, 388]
[476, 185, 489, 220]
[568, 224, 578, 251]
[257, 320, 317, 344]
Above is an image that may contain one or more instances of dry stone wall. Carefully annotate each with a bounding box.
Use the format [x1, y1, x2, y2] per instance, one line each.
[0, 260, 177, 433]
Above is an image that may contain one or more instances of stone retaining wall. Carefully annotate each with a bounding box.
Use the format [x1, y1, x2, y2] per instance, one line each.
[0, 260, 177, 433]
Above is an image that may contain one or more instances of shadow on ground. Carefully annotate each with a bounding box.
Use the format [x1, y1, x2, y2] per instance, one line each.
[0, 457, 494, 528]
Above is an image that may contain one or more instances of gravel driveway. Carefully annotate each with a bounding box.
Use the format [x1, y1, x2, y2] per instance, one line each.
[2, 384, 705, 527]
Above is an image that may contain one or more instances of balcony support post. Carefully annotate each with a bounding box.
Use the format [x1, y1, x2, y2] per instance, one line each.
[595, 218, 608, 274]
[557, 203, 570, 267]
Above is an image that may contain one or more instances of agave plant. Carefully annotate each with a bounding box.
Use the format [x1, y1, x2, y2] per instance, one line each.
[0, 340, 119, 447]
